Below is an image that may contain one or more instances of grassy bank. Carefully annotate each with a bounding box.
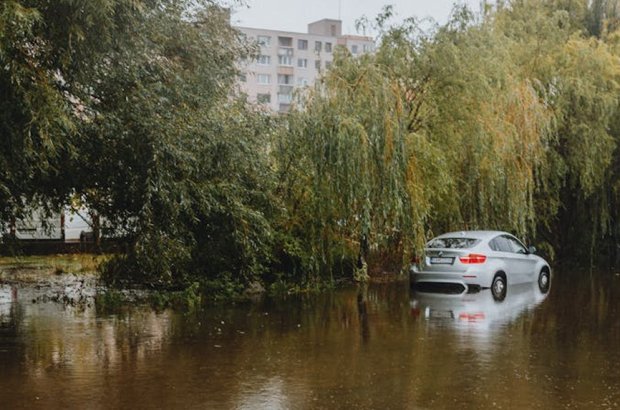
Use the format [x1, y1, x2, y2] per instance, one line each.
[0, 254, 107, 279]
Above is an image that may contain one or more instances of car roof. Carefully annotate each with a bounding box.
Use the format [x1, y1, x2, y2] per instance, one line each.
[433, 230, 509, 241]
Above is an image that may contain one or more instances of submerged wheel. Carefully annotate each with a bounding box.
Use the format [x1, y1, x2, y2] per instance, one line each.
[491, 273, 507, 302]
[538, 268, 551, 294]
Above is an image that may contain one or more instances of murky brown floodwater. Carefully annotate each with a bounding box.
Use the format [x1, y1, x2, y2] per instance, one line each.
[1, 271, 619, 409]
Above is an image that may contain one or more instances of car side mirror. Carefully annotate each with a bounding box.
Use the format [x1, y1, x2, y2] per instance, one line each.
[527, 246, 537, 254]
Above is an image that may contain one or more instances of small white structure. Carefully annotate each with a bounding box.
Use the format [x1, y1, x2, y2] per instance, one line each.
[13, 208, 63, 240]
[9, 206, 94, 242]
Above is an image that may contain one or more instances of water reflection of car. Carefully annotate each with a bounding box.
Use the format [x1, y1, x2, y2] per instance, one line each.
[410, 231, 551, 301]
[410, 281, 549, 329]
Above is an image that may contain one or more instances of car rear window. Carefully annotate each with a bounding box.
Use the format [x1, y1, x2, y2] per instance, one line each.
[427, 238, 480, 249]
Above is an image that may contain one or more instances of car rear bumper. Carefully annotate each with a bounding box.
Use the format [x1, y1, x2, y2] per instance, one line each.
[411, 271, 488, 294]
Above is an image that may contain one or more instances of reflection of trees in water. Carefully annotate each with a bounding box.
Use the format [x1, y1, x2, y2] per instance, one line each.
[357, 285, 370, 344]
[0, 285, 22, 333]
[2, 277, 619, 408]
[529, 271, 620, 341]
[522, 271, 620, 408]
[0, 286, 26, 378]
[0, 302, 174, 406]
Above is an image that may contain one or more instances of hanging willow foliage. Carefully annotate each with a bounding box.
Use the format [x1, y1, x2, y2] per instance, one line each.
[414, 19, 554, 239]
[5, 0, 620, 292]
[275, 10, 555, 281]
[494, 0, 620, 262]
[278, 51, 438, 280]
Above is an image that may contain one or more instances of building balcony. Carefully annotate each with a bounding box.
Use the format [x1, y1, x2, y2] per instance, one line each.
[277, 66, 294, 75]
[278, 47, 294, 56]
[278, 85, 294, 93]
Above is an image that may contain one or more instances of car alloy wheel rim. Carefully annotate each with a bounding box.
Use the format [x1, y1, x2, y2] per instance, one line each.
[494, 279, 504, 295]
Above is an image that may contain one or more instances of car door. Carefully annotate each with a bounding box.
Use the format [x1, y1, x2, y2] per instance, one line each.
[489, 236, 519, 283]
[489, 235, 528, 284]
[503, 235, 538, 284]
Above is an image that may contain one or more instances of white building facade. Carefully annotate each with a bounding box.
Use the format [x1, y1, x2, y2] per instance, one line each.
[237, 19, 374, 113]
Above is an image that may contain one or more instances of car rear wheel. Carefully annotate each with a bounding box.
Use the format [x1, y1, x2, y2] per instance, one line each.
[491, 273, 507, 302]
[538, 268, 550, 294]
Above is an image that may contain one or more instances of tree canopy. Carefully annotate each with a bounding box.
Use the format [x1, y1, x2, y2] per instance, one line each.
[275, 0, 620, 280]
[3, 0, 620, 295]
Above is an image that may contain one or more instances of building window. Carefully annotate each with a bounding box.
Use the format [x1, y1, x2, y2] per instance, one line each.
[257, 74, 271, 84]
[257, 93, 271, 103]
[278, 47, 294, 56]
[351, 45, 358, 54]
[297, 77, 308, 86]
[315, 60, 321, 70]
[325, 61, 332, 69]
[277, 93, 292, 104]
[257, 35, 271, 47]
[297, 58, 308, 68]
[239, 73, 247, 82]
[278, 55, 293, 66]
[278, 36, 293, 47]
[278, 74, 293, 85]
[298, 39, 308, 50]
[315, 41, 322, 52]
[325, 42, 332, 53]
[363, 44, 371, 52]
[257, 55, 271, 65]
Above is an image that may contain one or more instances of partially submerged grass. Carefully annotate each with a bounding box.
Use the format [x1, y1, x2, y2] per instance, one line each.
[95, 283, 203, 313]
[0, 254, 108, 277]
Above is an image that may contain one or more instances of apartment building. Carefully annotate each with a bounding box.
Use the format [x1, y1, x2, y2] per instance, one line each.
[237, 19, 374, 113]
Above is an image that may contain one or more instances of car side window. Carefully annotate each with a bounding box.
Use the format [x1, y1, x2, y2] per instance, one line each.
[505, 236, 527, 254]
[489, 238, 499, 251]
[490, 236, 512, 252]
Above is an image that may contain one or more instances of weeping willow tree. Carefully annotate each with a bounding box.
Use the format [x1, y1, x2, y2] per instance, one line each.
[493, 0, 620, 263]
[409, 11, 553, 238]
[274, 7, 554, 283]
[277, 50, 444, 283]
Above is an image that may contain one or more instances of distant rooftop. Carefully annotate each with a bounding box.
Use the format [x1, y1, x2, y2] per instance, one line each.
[236, 18, 372, 40]
[307, 19, 342, 37]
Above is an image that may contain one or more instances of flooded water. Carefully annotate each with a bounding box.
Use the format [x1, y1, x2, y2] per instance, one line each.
[1, 272, 620, 409]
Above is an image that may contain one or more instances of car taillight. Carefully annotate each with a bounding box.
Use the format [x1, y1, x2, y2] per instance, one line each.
[459, 312, 486, 322]
[459, 254, 487, 264]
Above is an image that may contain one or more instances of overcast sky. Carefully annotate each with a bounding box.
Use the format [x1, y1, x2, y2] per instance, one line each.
[232, 0, 482, 35]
